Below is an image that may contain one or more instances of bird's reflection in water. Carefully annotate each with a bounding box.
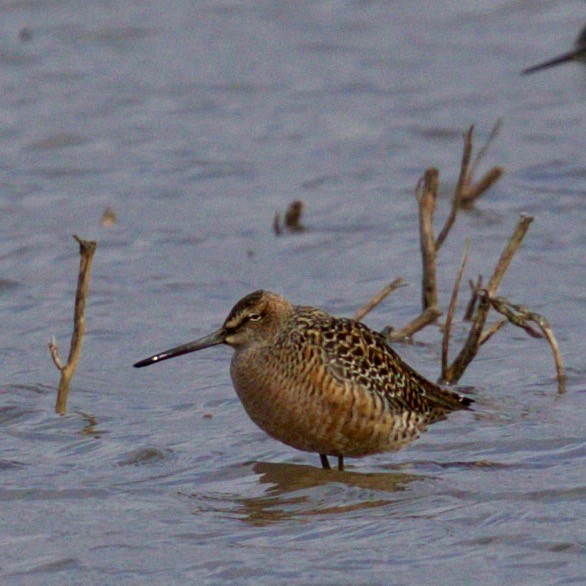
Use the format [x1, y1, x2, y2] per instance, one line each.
[187, 461, 423, 526]
[251, 461, 419, 494]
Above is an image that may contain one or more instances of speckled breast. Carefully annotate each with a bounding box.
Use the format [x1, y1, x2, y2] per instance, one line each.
[229, 347, 425, 457]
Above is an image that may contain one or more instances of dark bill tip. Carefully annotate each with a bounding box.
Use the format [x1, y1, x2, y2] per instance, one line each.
[133, 328, 225, 368]
[521, 49, 581, 75]
[134, 355, 163, 368]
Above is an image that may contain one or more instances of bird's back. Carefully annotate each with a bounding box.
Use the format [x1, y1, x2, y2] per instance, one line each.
[286, 306, 472, 422]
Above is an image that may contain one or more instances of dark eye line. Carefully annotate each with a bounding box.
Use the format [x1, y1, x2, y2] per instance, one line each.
[226, 312, 264, 332]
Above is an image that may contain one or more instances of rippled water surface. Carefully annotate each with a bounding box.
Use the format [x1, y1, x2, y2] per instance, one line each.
[1, 1, 585, 583]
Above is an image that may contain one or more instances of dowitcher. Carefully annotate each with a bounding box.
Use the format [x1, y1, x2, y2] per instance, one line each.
[134, 291, 472, 471]
[522, 24, 586, 74]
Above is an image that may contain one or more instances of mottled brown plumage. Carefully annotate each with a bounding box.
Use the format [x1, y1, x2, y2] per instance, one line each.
[135, 290, 472, 470]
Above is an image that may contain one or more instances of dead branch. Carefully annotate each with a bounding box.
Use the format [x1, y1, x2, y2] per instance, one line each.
[385, 307, 442, 343]
[461, 166, 504, 209]
[51, 235, 97, 415]
[485, 216, 534, 295]
[464, 275, 483, 321]
[478, 318, 507, 346]
[536, 319, 566, 395]
[48, 336, 64, 370]
[461, 119, 504, 208]
[417, 168, 439, 310]
[273, 211, 282, 236]
[376, 122, 555, 391]
[436, 126, 474, 249]
[284, 200, 305, 232]
[484, 295, 543, 338]
[483, 294, 566, 393]
[385, 125, 501, 340]
[435, 122, 504, 242]
[274, 200, 305, 235]
[353, 277, 405, 322]
[441, 215, 533, 384]
[441, 238, 470, 379]
[468, 118, 502, 178]
[402, 123, 504, 334]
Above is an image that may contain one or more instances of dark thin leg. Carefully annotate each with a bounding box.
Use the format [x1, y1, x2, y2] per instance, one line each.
[337, 456, 344, 471]
[319, 454, 331, 469]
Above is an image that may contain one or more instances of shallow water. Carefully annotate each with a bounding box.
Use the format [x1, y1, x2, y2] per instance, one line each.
[1, 1, 585, 584]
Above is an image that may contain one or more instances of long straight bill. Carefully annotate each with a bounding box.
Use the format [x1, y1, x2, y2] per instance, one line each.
[522, 47, 585, 75]
[133, 329, 225, 368]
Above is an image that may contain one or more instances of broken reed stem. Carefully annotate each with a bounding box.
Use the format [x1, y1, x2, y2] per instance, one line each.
[49, 337, 64, 370]
[411, 124, 503, 332]
[468, 118, 502, 179]
[485, 295, 543, 338]
[353, 277, 405, 322]
[274, 200, 306, 235]
[478, 318, 507, 346]
[385, 307, 442, 343]
[436, 126, 474, 250]
[417, 168, 439, 310]
[461, 166, 504, 208]
[540, 322, 566, 394]
[485, 216, 533, 295]
[442, 215, 533, 384]
[284, 200, 305, 232]
[484, 295, 566, 394]
[441, 238, 470, 380]
[272, 212, 282, 236]
[464, 275, 483, 321]
[52, 235, 97, 415]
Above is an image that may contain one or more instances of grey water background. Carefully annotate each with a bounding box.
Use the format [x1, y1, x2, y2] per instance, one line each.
[1, 0, 585, 583]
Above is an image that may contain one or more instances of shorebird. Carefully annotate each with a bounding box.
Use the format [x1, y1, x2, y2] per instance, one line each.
[134, 291, 472, 471]
[522, 24, 586, 74]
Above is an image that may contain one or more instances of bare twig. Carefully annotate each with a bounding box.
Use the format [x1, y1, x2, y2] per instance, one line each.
[284, 200, 305, 232]
[484, 295, 543, 338]
[274, 201, 305, 235]
[353, 277, 405, 322]
[441, 238, 470, 379]
[385, 307, 442, 342]
[461, 166, 504, 208]
[442, 215, 533, 384]
[483, 294, 566, 393]
[51, 235, 97, 415]
[462, 119, 504, 208]
[273, 212, 282, 236]
[434, 122, 505, 223]
[537, 318, 566, 394]
[417, 168, 439, 310]
[478, 318, 507, 346]
[485, 216, 533, 295]
[468, 118, 502, 179]
[436, 126, 474, 249]
[464, 275, 483, 321]
[48, 336, 64, 370]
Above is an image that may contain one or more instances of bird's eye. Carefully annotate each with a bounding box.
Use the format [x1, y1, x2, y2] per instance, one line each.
[249, 313, 262, 322]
